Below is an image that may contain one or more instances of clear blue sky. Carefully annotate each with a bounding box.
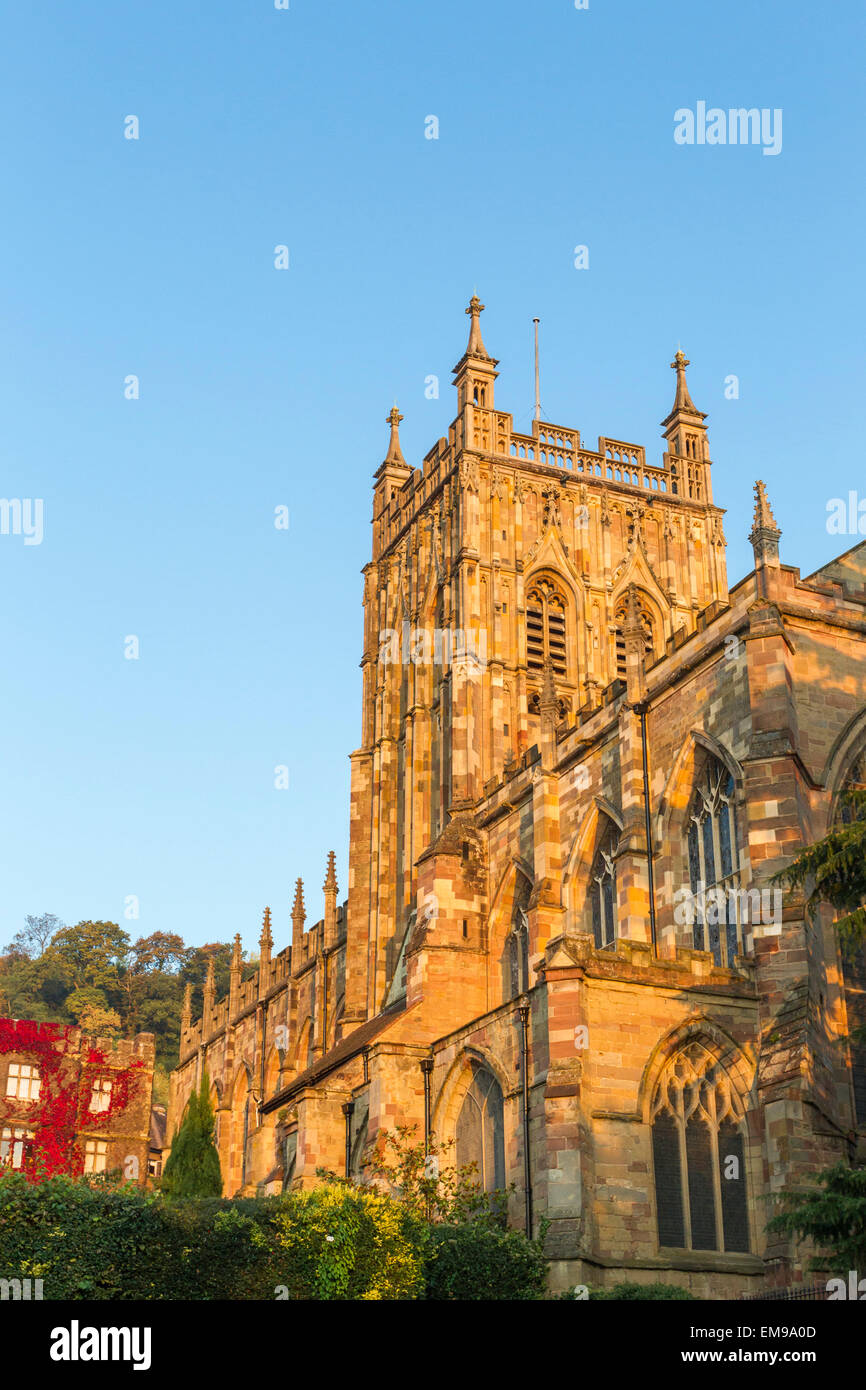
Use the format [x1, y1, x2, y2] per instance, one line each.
[1, 0, 863, 955]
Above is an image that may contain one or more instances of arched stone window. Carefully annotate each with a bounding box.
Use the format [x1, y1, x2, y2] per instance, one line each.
[589, 823, 618, 949]
[282, 1131, 297, 1191]
[651, 1041, 749, 1253]
[687, 757, 741, 966]
[502, 875, 532, 1001]
[613, 596, 655, 680]
[526, 576, 568, 677]
[455, 1064, 505, 1192]
[836, 750, 866, 1125]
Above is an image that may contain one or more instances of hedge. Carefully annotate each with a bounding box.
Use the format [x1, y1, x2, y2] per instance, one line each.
[0, 1171, 280, 1300]
[0, 1171, 547, 1301]
[423, 1223, 548, 1300]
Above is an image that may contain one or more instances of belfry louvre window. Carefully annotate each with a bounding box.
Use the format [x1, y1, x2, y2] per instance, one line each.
[651, 1042, 749, 1253]
[687, 758, 742, 967]
[526, 577, 567, 677]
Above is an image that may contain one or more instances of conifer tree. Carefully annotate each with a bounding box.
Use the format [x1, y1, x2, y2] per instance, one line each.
[776, 788, 866, 958]
[161, 1070, 223, 1198]
[768, 789, 866, 1271]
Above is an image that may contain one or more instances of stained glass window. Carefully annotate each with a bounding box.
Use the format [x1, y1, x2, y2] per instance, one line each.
[651, 1042, 749, 1253]
[687, 759, 743, 966]
[456, 1065, 505, 1192]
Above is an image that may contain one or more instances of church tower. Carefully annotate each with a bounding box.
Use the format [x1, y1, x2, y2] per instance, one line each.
[344, 300, 730, 1024]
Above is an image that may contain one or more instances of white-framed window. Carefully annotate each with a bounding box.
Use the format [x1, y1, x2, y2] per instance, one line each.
[83, 1139, 109, 1174]
[5, 1061, 41, 1102]
[0, 1126, 35, 1170]
[90, 1077, 113, 1114]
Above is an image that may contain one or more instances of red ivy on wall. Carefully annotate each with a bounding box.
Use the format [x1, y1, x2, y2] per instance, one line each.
[0, 1018, 145, 1182]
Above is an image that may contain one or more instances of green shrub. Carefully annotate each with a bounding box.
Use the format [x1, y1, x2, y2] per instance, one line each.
[0, 1167, 551, 1301]
[590, 1281, 696, 1300]
[161, 1070, 222, 1198]
[0, 1170, 280, 1300]
[271, 1183, 426, 1300]
[423, 1222, 548, 1300]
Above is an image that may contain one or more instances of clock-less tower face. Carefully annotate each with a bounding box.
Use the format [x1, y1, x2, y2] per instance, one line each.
[345, 299, 728, 1019]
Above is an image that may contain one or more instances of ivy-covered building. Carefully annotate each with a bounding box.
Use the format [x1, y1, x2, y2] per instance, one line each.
[0, 1018, 155, 1183]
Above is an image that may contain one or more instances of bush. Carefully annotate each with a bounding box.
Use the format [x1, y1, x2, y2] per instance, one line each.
[272, 1183, 426, 1300]
[0, 1168, 550, 1301]
[0, 1170, 280, 1299]
[423, 1222, 548, 1300]
[590, 1281, 696, 1300]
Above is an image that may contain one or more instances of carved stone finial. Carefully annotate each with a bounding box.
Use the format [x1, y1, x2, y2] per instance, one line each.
[751, 480, 779, 534]
[384, 405, 406, 465]
[203, 954, 215, 1009]
[324, 850, 338, 894]
[260, 906, 273, 953]
[669, 349, 698, 413]
[749, 479, 782, 567]
[464, 294, 491, 359]
[181, 982, 192, 1031]
[291, 877, 306, 923]
[540, 656, 558, 716]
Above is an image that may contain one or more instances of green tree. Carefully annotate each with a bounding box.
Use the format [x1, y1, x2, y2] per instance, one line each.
[40, 920, 131, 995]
[161, 1071, 223, 1199]
[775, 788, 866, 957]
[131, 932, 189, 974]
[364, 1125, 511, 1229]
[767, 1164, 866, 1275]
[2, 912, 65, 959]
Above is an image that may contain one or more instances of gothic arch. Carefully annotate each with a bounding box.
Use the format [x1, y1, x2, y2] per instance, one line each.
[264, 1046, 281, 1099]
[821, 706, 866, 1125]
[432, 1045, 513, 1139]
[563, 798, 624, 931]
[641, 1022, 756, 1254]
[822, 705, 866, 822]
[292, 1016, 313, 1071]
[487, 860, 533, 1005]
[638, 1018, 755, 1125]
[231, 1061, 253, 1097]
[610, 546, 670, 632]
[488, 856, 534, 928]
[656, 730, 745, 849]
[228, 1063, 253, 1192]
[524, 527, 585, 602]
